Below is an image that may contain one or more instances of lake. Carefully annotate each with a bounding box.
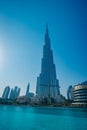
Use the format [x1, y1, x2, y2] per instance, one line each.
[0, 105, 87, 130]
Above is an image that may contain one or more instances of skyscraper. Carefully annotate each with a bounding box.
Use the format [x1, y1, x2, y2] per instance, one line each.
[26, 83, 30, 96]
[9, 86, 20, 99]
[67, 85, 73, 100]
[9, 88, 14, 99]
[2, 86, 10, 99]
[36, 25, 60, 98]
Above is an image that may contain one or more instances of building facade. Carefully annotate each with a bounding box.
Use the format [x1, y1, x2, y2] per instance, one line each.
[25, 83, 34, 98]
[2, 86, 10, 99]
[26, 83, 30, 96]
[9, 86, 20, 99]
[67, 85, 73, 100]
[72, 81, 87, 105]
[36, 25, 60, 98]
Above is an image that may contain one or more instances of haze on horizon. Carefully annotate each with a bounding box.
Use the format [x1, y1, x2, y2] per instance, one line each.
[0, 0, 87, 97]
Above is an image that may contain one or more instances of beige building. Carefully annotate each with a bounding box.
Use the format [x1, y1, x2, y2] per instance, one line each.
[72, 81, 87, 106]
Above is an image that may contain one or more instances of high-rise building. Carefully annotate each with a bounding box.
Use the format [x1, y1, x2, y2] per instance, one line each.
[9, 86, 20, 99]
[2, 86, 10, 99]
[9, 88, 14, 99]
[36, 25, 60, 98]
[17, 88, 21, 97]
[25, 83, 34, 98]
[26, 83, 30, 96]
[67, 85, 73, 100]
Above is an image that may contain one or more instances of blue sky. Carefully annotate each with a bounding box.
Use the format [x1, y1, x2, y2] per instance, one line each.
[0, 0, 87, 97]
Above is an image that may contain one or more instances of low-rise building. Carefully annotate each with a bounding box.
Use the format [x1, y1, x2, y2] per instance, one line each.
[72, 81, 87, 106]
[16, 96, 31, 104]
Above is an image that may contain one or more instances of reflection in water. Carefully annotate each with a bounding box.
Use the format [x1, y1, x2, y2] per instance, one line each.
[33, 107, 87, 118]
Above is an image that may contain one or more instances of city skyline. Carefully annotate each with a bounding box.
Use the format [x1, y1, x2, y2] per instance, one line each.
[0, 0, 87, 97]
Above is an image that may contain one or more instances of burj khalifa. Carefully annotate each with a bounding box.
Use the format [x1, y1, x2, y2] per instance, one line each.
[36, 25, 60, 98]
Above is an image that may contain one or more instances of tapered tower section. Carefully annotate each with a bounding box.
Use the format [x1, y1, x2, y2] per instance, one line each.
[36, 25, 60, 97]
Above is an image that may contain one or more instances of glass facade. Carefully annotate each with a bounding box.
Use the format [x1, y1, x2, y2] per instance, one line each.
[36, 26, 60, 98]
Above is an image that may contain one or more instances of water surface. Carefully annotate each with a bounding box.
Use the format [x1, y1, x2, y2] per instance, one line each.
[0, 105, 87, 130]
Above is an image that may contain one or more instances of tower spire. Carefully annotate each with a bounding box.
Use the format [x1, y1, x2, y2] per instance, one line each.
[46, 24, 49, 36]
[45, 24, 50, 47]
